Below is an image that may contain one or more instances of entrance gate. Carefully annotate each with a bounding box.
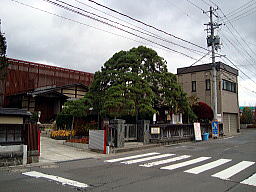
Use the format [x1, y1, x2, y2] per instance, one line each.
[124, 124, 137, 141]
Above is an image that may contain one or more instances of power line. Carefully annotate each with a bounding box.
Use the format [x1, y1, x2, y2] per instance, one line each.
[54, 0, 207, 56]
[87, 0, 208, 51]
[220, 31, 256, 75]
[186, 0, 206, 13]
[228, 6, 256, 23]
[218, 7, 256, 65]
[40, 0, 204, 61]
[223, 0, 255, 18]
[10, 0, 194, 57]
[222, 56, 256, 86]
[178, 51, 211, 74]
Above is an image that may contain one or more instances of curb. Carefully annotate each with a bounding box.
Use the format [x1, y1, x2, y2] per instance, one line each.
[111, 144, 161, 153]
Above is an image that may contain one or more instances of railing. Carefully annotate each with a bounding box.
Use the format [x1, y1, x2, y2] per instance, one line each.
[124, 124, 137, 141]
[149, 123, 223, 143]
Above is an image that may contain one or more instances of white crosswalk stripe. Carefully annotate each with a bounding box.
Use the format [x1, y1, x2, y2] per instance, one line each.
[121, 154, 174, 165]
[104, 152, 159, 163]
[140, 155, 191, 168]
[241, 173, 256, 187]
[105, 153, 256, 188]
[184, 159, 232, 174]
[212, 161, 255, 180]
[160, 157, 211, 171]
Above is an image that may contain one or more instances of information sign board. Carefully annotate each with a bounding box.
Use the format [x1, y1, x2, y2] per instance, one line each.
[151, 127, 160, 134]
[193, 122, 202, 141]
[212, 120, 219, 137]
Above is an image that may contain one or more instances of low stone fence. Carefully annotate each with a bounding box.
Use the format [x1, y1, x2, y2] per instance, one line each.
[0, 145, 23, 167]
[149, 123, 223, 144]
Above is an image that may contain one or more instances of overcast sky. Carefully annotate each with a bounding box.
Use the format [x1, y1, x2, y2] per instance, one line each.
[1, 0, 256, 106]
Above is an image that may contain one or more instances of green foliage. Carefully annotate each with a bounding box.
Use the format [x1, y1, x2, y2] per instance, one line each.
[29, 112, 39, 124]
[56, 113, 73, 130]
[62, 46, 194, 120]
[88, 46, 193, 119]
[62, 94, 93, 117]
[0, 32, 8, 80]
[0, 32, 7, 57]
[240, 107, 254, 124]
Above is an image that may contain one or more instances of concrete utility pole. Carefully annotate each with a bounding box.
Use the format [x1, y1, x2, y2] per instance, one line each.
[205, 7, 221, 120]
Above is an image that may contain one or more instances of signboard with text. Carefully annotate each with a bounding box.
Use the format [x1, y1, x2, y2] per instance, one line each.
[193, 122, 202, 141]
[212, 120, 219, 137]
[151, 127, 160, 134]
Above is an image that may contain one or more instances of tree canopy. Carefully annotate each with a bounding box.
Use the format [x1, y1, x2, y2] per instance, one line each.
[64, 46, 193, 120]
[240, 107, 254, 124]
[192, 102, 213, 122]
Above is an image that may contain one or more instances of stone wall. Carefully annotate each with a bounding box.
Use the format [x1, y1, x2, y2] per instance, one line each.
[0, 145, 23, 167]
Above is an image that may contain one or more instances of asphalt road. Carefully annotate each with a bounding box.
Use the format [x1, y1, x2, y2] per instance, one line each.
[1, 128, 256, 192]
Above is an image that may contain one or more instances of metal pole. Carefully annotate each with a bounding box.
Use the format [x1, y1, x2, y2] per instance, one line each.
[210, 7, 218, 120]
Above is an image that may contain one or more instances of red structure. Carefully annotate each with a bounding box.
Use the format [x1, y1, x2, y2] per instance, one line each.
[1, 58, 94, 106]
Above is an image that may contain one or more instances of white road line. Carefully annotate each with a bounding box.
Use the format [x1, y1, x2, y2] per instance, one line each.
[241, 173, 256, 187]
[104, 152, 160, 163]
[160, 157, 211, 171]
[212, 161, 255, 180]
[22, 171, 89, 188]
[140, 155, 191, 168]
[121, 154, 174, 165]
[184, 159, 232, 174]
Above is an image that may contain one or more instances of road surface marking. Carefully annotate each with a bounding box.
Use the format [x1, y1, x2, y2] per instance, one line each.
[184, 159, 232, 174]
[140, 155, 191, 168]
[121, 154, 175, 165]
[241, 173, 256, 187]
[212, 161, 255, 180]
[22, 171, 89, 188]
[104, 152, 160, 163]
[223, 136, 234, 140]
[160, 157, 211, 170]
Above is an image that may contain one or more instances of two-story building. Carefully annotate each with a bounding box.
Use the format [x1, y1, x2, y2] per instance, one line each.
[177, 62, 239, 135]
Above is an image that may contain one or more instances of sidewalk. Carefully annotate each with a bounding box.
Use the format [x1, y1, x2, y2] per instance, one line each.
[40, 136, 103, 163]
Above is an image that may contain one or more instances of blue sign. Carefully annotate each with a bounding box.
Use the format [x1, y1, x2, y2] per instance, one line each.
[212, 120, 219, 137]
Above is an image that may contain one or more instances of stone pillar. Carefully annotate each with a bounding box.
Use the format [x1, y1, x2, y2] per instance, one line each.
[23, 145, 27, 165]
[110, 119, 125, 148]
[138, 120, 150, 144]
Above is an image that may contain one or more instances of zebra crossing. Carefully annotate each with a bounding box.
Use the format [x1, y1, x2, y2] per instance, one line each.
[104, 152, 256, 187]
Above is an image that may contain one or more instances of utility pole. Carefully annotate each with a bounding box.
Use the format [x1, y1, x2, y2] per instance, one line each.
[205, 7, 221, 120]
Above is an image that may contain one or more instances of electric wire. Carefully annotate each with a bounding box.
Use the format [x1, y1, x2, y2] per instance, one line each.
[54, 0, 207, 56]
[220, 31, 256, 75]
[42, 0, 204, 61]
[228, 6, 256, 23]
[87, 0, 209, 51]
[222, 0, 255, 18]
[10, 0, 191, 57]
[218, 8, 256, 66]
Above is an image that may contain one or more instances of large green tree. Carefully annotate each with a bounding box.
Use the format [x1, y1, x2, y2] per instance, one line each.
[0, 31, 8, 80]
[64, 46, 193, 120]
[240, 107, 254, 124]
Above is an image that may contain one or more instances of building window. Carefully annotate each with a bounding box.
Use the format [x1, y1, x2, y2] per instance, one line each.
[205, 79, 210, 90]
[192, 81, 196, 92]
[0, 125, 23, 144]
[222, 79, 236, 93]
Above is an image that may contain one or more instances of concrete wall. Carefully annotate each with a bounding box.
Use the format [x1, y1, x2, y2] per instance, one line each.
[220, 70, 239, 114]
[0, 116, 23, 124]
[0, 145, 23, 167]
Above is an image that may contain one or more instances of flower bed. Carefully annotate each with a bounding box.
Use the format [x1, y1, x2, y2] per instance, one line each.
[66, 137, 89, 144]
[50, 130, 75, 140]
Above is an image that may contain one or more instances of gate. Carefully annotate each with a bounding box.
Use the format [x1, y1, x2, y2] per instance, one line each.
[124, 124, 137, 141]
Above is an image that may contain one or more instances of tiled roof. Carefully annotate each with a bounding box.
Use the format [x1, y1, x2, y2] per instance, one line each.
[0, 108, 32, 116]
